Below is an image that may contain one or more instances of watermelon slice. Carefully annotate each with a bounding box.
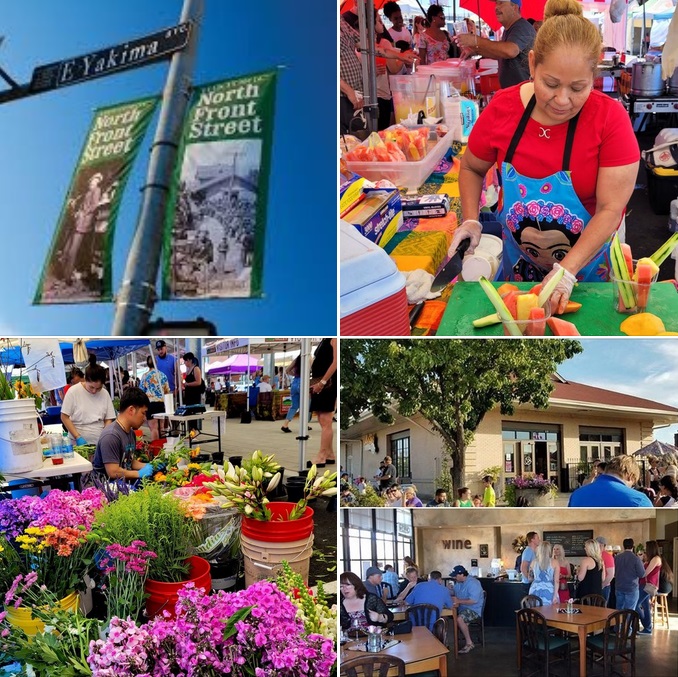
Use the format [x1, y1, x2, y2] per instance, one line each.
[502, 291, 520, 320]
[546, 317, 581, 336]
[636, 262, 654, 310]
[620, 243, 634, 278]
[524, 307, 546, 336]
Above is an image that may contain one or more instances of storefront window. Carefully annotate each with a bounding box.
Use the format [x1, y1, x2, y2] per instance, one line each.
[389, 431, 411, 480]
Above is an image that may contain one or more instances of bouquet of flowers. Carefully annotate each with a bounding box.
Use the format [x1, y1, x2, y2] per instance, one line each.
[512, 535, 528, 553]
[87, 581, 337, 677]
[509, 474, 558, 493]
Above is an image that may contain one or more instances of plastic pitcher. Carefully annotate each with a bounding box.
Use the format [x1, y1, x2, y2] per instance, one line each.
[390, 74, 438, 125]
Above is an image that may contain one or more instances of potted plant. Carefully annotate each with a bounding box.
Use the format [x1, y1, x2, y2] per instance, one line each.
[504, 474, 558, 507]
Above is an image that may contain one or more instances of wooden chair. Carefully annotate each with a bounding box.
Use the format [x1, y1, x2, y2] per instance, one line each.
[407, 603, 440, 630]
[516, 607, 572, 677]
[580, 594, 607, 608]
[586, 609, 639, 677]
[520, 594, 544, 609]
[652, 592, 670, 628]
[467, 589, 486, 646]
[341, 655, 406, 677]
[433, 616, 448, 646]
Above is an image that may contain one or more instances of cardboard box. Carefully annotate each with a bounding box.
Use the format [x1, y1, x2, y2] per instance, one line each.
[343, 188, 402, 247]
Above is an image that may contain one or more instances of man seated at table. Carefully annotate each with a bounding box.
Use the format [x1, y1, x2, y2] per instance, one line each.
[405, 570, 453, 630]
[92, 387, 154, 481]
[363, 566, 389, 599]
[451, 565, 484, 655]
[567, 455, 653, 507]
[393, 566, 420, 603]
[381, 564, 400, 599]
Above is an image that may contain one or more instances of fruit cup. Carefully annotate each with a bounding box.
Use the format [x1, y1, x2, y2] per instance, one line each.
[501, 291, 552, 336]
[611, 259, 659, 315]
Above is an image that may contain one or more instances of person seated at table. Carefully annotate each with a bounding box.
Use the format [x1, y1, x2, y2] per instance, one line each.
[567, 455, 653, 507]
[384, 484, 405, 507]
[454, 487, 473, 507]
[450, 565, 484, 654]
[404, 485, 423, 507]
[340, 571, 393, 632]
[382, 564, 400, 598]
[363, 566, 389, 599]
[576, 538, 604, 599]
[426, 488, 450, 507]
[394, 566, 421, 603]
[528, 541, 559, 606]
[405, 570, 453, 629]
[92, 387, 154, 482]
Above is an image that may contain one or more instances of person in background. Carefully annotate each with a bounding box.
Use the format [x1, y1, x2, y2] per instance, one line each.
[454, 487, 474, 507]
[309, 338, 337, 467]
[382, 564, 400, 599]
[577, 539, 604, 598]
[520, 531, 540, 585]
[340, 571, 393, 632]
[63, 367, 84, 395]
[472, 494, 483, 507]
[451, 565, 484, 654]
[582, 460, 601, 486]
[568, 456, 653, 507]
[181, 352, 203, 433]
[659, 555, 674, 596]
[404, 485, 423, 507]
[455, 0, 535, 88]
[378, 456, 398, 492]
[426, 488, 450, 507]
[636, 540, 662, 635]
[596, 536, 615, 605]
[92, 387, 153, 481]
[482, 475, 496, 507]
[258, 375, 272, 393]
[454, 0, 639, 309]
[529, 541, 559, 605]
[416, 4, 456, 65]
[394, 566, 420, 603]
[614, 538, 646, 613]
[552, 543, 572, 603]
[655, 475, 678, 507]
[281, 356, 312, 433]
[362, 566, 386, 597]
[384, 484, 404, 507]
[138, 356, 170, 442]
[155, 340, 178, 435]
[406, 570, 453, 629]
[413, 15, 429, 36]
[646, 456, 662, 488]
[61, 354, 116, 447]
[383, 2, 413, 47]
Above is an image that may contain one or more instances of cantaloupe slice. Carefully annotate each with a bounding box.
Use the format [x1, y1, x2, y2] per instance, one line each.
[546, 317, 581, 336]
[620, 313, 665, 336]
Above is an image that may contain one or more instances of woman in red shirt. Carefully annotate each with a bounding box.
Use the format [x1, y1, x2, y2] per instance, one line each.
[637, 540, 662, 634]
[453, 0, 639, 313]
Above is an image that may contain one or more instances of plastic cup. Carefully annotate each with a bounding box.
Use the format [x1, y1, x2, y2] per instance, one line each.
[610, 259, 659, 314]
[501, 292, 552, 336]
[51, 454, 64, 465]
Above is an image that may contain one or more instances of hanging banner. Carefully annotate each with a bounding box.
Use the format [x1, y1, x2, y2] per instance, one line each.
[34, 96, 158, 305]
[162, 70, 278, 300]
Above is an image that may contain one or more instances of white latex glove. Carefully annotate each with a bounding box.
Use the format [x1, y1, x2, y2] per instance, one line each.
[449, 219, 482, 256]
[543, 262, 577, 314]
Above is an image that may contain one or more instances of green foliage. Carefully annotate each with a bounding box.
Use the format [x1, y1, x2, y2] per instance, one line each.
[352, 485, 386, 507]
[479, 465, 502, 482]
[340, 339, 582, 494]
[94, 484, 200, 582]
[434, 451, 454, 496]
[0, 535, 21, 597]
[504, 483, 517, 507]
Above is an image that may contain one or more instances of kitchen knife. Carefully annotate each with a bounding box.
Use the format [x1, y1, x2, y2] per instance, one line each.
[432, 237, 471, 290]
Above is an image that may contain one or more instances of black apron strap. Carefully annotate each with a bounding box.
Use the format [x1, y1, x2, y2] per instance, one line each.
[562, 111, 581, 172]
[505, 94, 537, 164]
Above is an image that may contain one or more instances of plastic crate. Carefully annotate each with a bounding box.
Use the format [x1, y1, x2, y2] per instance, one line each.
[646, 162, 678, 215]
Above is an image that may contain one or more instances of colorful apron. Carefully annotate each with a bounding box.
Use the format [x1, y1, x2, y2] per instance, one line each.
[498, 95, 612, 282]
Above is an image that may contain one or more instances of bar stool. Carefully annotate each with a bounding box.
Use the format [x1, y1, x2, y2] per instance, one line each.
[652, 593, 670, 628]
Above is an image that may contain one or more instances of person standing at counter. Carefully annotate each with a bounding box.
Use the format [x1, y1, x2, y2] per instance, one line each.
[451, 565, 484, 655]
[453, 0, 639, 313]
[614, 538, 646, 613]
[520, 531, 540, 585]
[596, 536, 616, 605]
[552, 544, 573, 603]
[576, 539, 604, 598]
[529, 542, 559, 605]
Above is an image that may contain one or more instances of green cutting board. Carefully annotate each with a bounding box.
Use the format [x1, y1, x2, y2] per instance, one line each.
[437, 281, 678, 336]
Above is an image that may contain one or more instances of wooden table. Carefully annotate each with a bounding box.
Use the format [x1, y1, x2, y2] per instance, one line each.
[390, 604, 458, 658]
[343, 626, 449, 676]
[515, 603, 618, 677]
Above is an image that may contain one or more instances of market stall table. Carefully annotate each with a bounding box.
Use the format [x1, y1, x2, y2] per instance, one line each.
[390, 604, 458, 658]
[1, 451, 93, 493]
[515, 603, 618, 677]
[153, 410, 225, 453]
[437, 280, 678, 336]
[343, 626, 449, 676]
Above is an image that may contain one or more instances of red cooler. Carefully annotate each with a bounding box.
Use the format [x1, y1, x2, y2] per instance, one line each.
[341, 221, 410, 336]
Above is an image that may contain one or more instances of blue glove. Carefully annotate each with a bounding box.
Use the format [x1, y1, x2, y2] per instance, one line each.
[75, 436, 87, 446]
[138, 464, 154, 479]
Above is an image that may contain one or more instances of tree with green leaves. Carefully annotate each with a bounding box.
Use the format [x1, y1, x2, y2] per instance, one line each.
[340, 339, 582, 493]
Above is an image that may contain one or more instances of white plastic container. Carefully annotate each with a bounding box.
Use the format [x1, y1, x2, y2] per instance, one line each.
[461, 234, 503, 281]
[345, 127, 453, 194]
[0, 399, 43, 474]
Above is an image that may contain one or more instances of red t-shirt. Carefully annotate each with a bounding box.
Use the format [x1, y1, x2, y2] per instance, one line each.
[468, 86, 639, 216]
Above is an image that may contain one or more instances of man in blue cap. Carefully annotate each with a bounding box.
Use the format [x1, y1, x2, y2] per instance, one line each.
[451, 565, 485, 654]
[453, 0, 535, 88]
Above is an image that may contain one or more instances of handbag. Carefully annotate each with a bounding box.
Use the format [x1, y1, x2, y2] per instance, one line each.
[644, 582, 658, 596]
[392, 620, 412, 635]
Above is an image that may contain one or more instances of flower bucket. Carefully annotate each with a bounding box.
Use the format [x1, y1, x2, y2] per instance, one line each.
[144, 555, 211, 620]
[0, 399, 43, 474]
[240, 502, 314, 543]
[5, 590, 79, 637]
[515, 487, 555, 507]
[148, 438, 167, 458]
[241, 533, 314, 587]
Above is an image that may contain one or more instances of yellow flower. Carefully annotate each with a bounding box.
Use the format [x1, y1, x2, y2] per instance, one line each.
[187, 463, 201, 471]
[189, 429, 199, 439]
[0, 543, 4, 553]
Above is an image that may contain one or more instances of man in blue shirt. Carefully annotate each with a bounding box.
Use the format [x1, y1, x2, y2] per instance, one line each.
[451, 565, 484, 654]
[614, 538, 646, 613]
[405, 570, 452, 630]
[381, 564, 400, 599]
[568, 456, 653, 507]
[520, 531, 540, 585]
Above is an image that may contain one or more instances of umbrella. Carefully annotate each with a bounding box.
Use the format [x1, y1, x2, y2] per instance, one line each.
[632, 440, 678, 457]
[459, 0, 548, 32]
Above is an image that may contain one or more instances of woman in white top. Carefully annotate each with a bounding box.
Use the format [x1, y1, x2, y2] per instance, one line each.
[60, 354, 116, 446]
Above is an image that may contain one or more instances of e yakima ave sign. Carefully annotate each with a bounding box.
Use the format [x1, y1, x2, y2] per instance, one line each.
[30, 22, 191, 93]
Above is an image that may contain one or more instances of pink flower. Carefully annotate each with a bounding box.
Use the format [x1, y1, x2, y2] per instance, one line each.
[571, 218, 584, 234]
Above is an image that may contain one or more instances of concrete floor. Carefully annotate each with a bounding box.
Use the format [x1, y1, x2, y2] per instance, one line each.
[442, 596, 678, 677]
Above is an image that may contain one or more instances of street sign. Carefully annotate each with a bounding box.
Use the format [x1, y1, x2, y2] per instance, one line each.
[30, 22, 191, 93]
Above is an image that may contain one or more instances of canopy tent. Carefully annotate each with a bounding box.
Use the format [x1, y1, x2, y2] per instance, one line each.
[1, 339, 149, 367]
[206, 354, 262, 375]
[632, 439, 678, 456]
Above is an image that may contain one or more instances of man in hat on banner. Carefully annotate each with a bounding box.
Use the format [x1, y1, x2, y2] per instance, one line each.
[596, 536, 616, 605]
[451, 565, 484, 654]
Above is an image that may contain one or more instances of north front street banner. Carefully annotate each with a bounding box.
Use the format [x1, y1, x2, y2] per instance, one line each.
[162, 70, 278, 300]
[34, 96, 158, 305]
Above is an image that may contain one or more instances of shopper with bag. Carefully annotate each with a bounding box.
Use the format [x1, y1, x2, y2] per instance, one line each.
[637, 540, 662, 635]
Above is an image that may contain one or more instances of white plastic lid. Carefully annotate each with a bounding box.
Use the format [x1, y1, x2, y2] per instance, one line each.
[461, 255, 492, 281]
[478, 233, 503, 258]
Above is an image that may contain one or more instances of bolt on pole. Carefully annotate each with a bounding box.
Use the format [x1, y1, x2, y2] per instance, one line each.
[112, 0, 204, 335]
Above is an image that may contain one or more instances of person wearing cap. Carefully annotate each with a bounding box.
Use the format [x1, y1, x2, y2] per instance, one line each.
[340, 571, 394, 632]
[363, 566, 388, 598]
[452, 0, 639, 314]
[568, 456, 653, 507]
[405, 570, 453, 630]
[596, 535, 615, 605]
[155, 341, 178, 396]
[451, 565, 484, 654]
[454, 0, 535, 88]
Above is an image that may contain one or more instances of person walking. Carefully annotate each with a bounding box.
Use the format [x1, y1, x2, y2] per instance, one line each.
[280, 356, 311, 433]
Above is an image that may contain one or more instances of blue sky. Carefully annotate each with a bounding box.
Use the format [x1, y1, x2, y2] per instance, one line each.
[558, 339, 678, 445]
[0, 0, 336, 336]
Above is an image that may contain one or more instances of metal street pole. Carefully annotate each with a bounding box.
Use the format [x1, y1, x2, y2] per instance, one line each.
[112, 0, 204, 335]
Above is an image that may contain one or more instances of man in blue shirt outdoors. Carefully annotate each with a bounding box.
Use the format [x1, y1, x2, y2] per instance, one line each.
[451, 565, 484, 654]
[405, 570, 452, 630]
[568, 456, 653, 507]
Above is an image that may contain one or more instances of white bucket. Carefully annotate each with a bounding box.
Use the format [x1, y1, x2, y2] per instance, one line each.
[163, 394, 175, 415]
[0, 399, 43, 474]
[241, 533, 314, 588]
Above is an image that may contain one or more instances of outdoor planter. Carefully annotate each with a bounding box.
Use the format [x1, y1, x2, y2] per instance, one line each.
[515, 487, 555, 507]
[5, 590, 79, 637]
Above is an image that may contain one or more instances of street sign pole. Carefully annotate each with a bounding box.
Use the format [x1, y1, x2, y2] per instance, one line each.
[112, 0, 204, 335]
